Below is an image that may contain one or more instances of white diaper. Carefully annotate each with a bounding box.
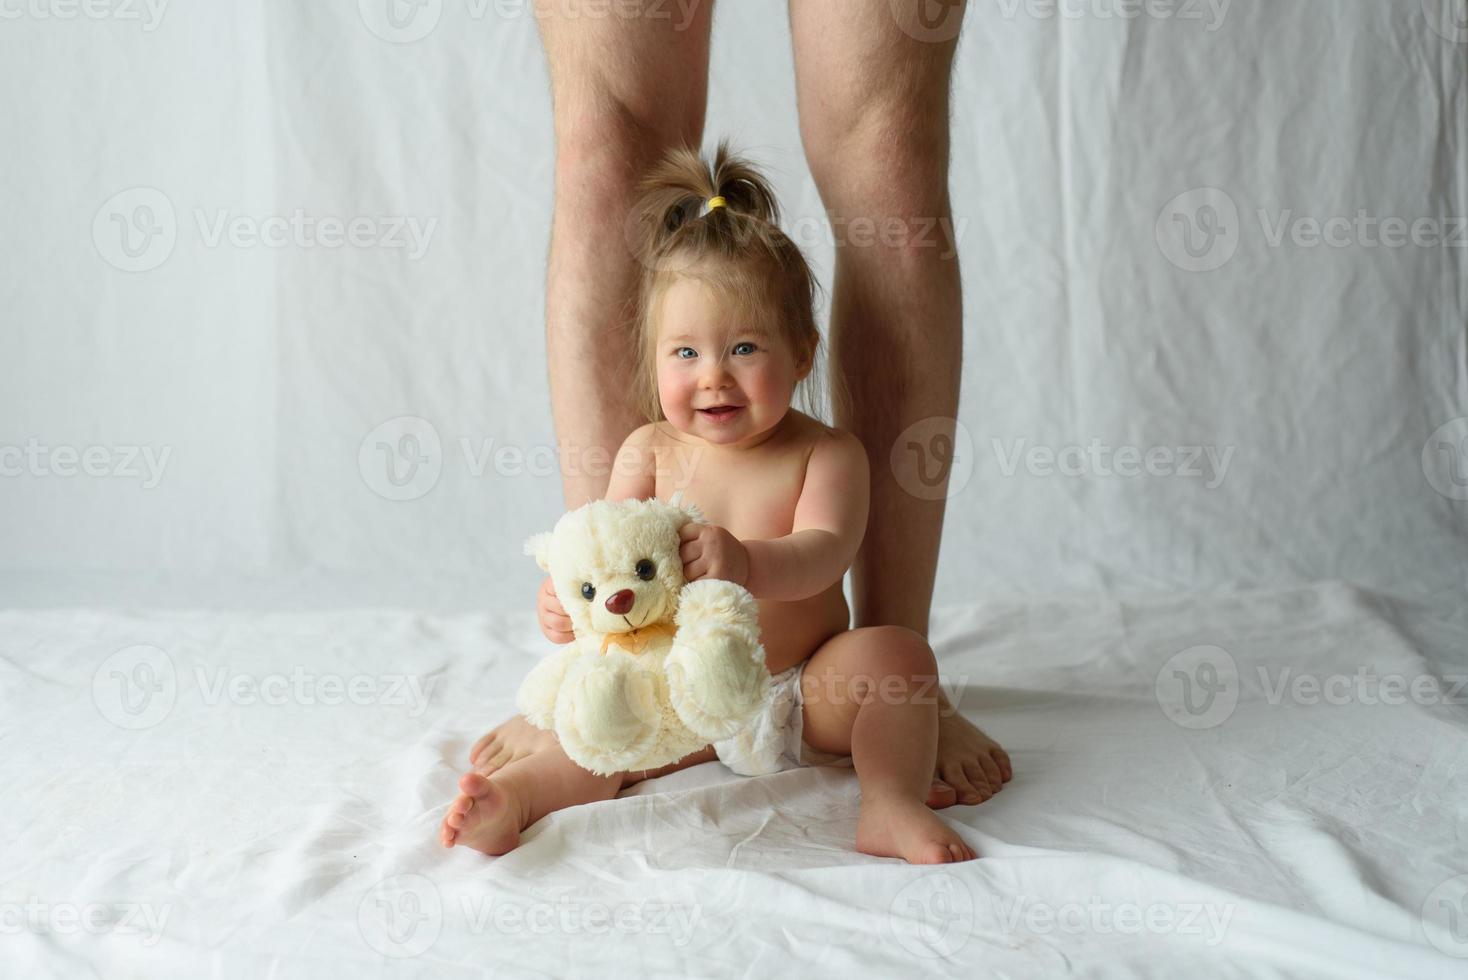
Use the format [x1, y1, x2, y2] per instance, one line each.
[711, 661, 851, 776]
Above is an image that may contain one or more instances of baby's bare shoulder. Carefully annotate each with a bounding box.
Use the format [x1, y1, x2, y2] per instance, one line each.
[789, 411, 864, 461]
[621, 421, 692, 461]
[643, 420, 699, 450]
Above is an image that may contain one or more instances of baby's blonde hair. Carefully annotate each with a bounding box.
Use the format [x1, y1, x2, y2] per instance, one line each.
[625, 139, 845, 425]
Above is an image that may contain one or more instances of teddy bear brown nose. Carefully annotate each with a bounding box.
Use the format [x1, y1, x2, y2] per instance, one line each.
[603, 589, 635, 616]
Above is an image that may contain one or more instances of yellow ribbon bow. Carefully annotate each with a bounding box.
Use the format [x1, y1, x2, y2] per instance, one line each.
[599, 621, 679, 657]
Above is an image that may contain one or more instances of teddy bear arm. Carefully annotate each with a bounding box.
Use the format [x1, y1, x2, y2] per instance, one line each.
[666, 580, 771, 740]
[515, 643, 583, 730]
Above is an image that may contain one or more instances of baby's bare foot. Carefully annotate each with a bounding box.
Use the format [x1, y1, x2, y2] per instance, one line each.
[469, 715, 558, 776]
[439, 772, 525, 856]
[856, 794, 978, 865]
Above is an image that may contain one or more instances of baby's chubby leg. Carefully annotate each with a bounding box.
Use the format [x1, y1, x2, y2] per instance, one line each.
[800, 626, 978, 865]
[440, 736, 716, 855]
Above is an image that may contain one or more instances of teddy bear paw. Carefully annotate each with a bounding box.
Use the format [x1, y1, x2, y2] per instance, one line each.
[665, 637, 770, 741]
[555, 657, 660, 772]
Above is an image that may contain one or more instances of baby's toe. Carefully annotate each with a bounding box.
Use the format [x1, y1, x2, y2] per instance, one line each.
[458, 771, 490, 796]
[439, 808, 460, 846]
[476, 747, 511, 776]
[469, 732, 498, 766]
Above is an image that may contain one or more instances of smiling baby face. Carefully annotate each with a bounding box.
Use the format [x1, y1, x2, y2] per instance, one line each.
[653, 273, 812, 450]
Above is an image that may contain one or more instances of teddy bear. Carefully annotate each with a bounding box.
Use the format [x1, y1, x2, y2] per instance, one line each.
[516, 492, 772, 776]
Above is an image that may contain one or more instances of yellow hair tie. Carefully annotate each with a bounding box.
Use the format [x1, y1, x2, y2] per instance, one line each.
[705, 196, 727, 211]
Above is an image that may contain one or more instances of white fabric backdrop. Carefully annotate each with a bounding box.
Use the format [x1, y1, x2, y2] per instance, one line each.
[3, 4, 1468, 978]
[0, 0, 1464, 613]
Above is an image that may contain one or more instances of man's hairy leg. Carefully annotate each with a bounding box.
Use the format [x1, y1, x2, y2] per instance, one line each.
[790, 0, 1011, 804]
[537, 0, 715, 509]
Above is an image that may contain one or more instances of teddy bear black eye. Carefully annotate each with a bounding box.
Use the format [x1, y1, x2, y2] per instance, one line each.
[635, 559, 656, 581]
[580, 582, 595, 601]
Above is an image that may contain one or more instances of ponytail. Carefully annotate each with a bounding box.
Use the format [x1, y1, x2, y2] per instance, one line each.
[629, 140, 783, 267]
[627, 139, 836, 426]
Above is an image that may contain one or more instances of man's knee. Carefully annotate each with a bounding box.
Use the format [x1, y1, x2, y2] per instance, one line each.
[802, 101, 951, 208]
[553, 92, 704, 191]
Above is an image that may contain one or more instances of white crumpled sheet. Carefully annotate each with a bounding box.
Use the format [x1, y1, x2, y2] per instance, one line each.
[3, 581, 1465, 978]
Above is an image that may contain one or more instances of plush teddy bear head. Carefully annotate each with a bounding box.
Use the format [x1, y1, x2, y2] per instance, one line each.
[523, 494, 706, 640]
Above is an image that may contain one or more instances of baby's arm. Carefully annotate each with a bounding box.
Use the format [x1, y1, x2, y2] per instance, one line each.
[603, 423, 658, 502]
[743, 430, 870, 602]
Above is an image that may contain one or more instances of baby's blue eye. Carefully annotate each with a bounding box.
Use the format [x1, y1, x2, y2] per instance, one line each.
[733, 342, 757, 355]
[675, 347, 696, 359]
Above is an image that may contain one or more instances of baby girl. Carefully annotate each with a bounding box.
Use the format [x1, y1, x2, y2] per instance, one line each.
[440, 140, 977, 864]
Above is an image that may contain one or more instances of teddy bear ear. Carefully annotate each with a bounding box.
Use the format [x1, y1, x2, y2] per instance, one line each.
[522, 532, 553, 572]
[666, 488, 708, 527]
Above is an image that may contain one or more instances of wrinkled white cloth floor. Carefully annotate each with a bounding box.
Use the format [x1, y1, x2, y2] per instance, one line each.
[3, 581, 1466, 978]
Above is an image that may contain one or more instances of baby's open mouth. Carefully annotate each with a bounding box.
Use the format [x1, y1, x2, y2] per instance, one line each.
[698, 406, 742, 421]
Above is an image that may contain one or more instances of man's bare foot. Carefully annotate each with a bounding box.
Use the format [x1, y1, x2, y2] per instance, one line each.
[925, 780, 958, 809]
[468, 714, 558, 776]
[440, 772, 525, 856]
[855, 794, 978, 865]
[933, 706, 1013, 806]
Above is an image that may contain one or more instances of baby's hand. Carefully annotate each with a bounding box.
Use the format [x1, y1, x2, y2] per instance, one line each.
[679, 523, 749, 587]
[536, 575, 574, 644]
